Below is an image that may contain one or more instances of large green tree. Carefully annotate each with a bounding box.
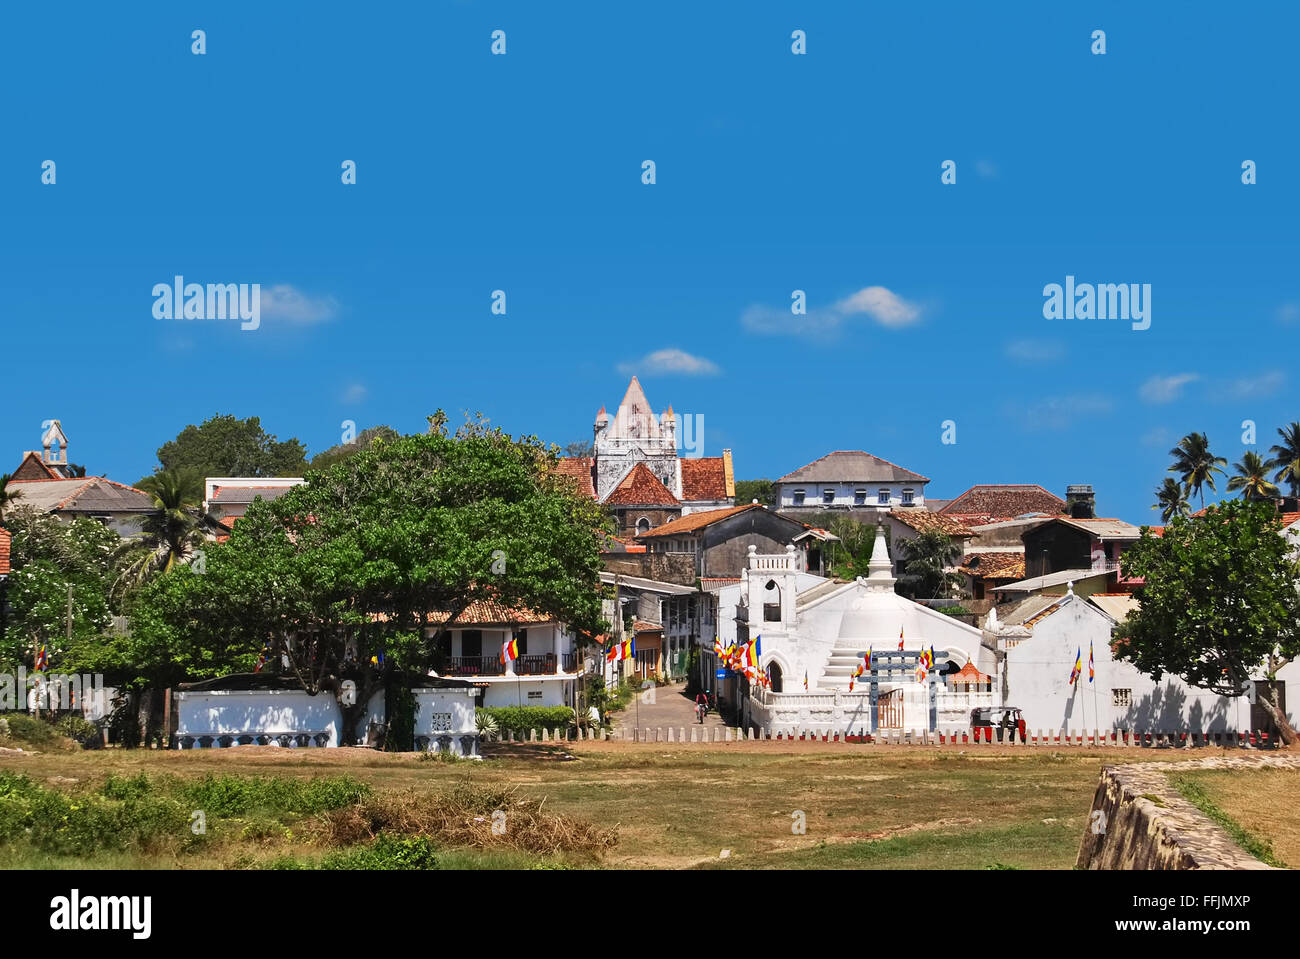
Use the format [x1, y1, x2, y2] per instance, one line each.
[147, 413, 307, 481]
[310, 425, 401, 470]
[0, 473, 24, 524]
[128, 413, 610, 743]
[1168, 432, 1227, 509]
[1114, 500, 1300, 744]
[733, 478, 774, 507]
[0, 508, 121, 675]
[114, 468, 211, 598]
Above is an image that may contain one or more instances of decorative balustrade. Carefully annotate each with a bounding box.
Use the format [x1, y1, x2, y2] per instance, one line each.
[443, 653, 577, 677]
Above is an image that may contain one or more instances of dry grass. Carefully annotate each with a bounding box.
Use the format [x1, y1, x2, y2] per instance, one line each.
[1173, 767, 1300, 867]
[310, 780, 618, 859]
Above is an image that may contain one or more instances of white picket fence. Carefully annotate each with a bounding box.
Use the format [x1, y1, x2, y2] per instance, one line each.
[484, 727, 1280, 747]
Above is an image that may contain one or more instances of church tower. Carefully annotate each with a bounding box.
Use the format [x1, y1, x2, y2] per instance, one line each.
[594, 377, 681, 500]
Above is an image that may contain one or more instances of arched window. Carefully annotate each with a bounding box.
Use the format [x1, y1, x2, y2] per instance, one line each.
[763, 579, 782, 622]
[636, 517, 650, 534]
[767, 661, 784, 693]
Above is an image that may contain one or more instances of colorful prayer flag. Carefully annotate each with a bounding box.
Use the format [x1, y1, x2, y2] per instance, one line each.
[803, 670, 808, 691]
[1069, 647, 1082, 686]
[1088, 641, 1095, 683]
[500, 637, 519, 665]
[34, 644, 48, 673]
[898, 626, 904, 650]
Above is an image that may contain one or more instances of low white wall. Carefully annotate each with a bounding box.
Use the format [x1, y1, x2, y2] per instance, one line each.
[482, 679, 569, 708]
[174, 689, 342, 748]
[414, 687, 479, 757]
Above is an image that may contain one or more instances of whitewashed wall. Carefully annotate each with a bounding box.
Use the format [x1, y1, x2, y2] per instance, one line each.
[481, 678, 570, 708]
[175, 689, 342, 747]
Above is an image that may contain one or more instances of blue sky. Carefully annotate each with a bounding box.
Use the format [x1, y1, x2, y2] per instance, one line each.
[2, 2, 1297, 521]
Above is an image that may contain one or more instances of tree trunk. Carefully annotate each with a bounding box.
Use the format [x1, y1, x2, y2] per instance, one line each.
[136, 688, 156, 748]
[1255, 686, 1298, 746]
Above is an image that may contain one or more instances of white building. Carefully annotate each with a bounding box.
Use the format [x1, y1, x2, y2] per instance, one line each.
[713, 529, 986, 735]
[775, 450, 929, 514]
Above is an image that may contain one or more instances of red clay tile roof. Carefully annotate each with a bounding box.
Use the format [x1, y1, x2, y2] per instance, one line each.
[959, 552, 1026, 580]
[605, 463, 679, 507]
[635, 502, 764, 538]
[680, 457, 728, 501]
[889, 508, 973, 538]
[554, 457, 596, 499]
[421, 601, 556, 627]
[940, 484, 1066, 522]
[633, 620, 664, 633]
[0, 527, 10, 577]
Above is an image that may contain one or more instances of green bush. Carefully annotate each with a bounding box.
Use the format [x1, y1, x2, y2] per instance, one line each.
[55, 714, 102, 749]
[179, 774, 371, 816]
[1, 714, 61, 747]
[477, 706, 574, 736]
[0, 772, 188, 856]
[320, 834, 439, 870]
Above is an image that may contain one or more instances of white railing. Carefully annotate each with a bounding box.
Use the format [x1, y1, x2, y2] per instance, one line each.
[751, 553, 796, 571]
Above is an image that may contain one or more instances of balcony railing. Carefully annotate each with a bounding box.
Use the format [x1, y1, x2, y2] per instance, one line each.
[443, 653, 577, 677]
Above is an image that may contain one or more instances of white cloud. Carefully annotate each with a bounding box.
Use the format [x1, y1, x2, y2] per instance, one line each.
[1012, 394, 1114, 431]
[259, 284, 339, 323]
[1004, 339, 1065, 363]
[742, 285, 922, 338]
[618, 348, 720, 377]
[1228, 370, 1286, 399]
[1139, 373, 1199, 404]
[341, 383, 367, 403]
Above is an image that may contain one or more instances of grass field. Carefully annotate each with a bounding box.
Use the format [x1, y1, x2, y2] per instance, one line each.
[0, 738, 1249, 870]
[1170, 767, 1299, 868]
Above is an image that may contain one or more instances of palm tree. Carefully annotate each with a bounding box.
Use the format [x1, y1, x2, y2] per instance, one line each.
[897, 530, 964, 600]
[0, 473, 23, 524]
[1152, 477, 1191, 522]
[1226, 450, 1280, 502]
[1168, 432, 1227, 509]
[114, 468, 209, 594]
[1269, 422, 1300, 499]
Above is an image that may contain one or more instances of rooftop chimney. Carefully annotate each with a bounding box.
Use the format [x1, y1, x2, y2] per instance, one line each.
[1066, 484, 1095, 519]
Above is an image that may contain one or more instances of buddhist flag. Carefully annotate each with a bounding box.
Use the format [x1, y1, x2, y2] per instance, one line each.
[1069, 647, 1082, 686]
[1088, 641, 1095, 683]
[501, 637, 519, 665]
[930, 645, 937, 669]
[714, 636, 725, 659]
[865, 647, 872, 670]
[606, 644, 619, 663]
[803, 671, 808, 691]
[622, 637, 636, 660]
[898, 626, 904, 650]
[34, 644, 48, 673]
[745, 640, 759, 668]
[848, 674, 856, 692]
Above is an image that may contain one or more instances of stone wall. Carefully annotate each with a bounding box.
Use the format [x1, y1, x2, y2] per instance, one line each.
[1076, 756, 1297, 870]
[600, 551, 696, 586]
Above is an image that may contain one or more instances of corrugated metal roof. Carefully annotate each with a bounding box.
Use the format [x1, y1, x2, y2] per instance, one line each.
[1089, 593, 1140, 623]
[7, 478, 154, 513]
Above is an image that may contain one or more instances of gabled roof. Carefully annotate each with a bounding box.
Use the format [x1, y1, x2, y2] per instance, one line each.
[7, 477, 155, 514]
[634, 502, 769, 538]
[554, 457, 596, 499]
[777, 450, 929, 485]
[12, 451, 62, 481]
[888, 508, 973, 538]
[604, 463, 679, 507]
[940, 484, 1066, 521]
[680, 457, 729, 501]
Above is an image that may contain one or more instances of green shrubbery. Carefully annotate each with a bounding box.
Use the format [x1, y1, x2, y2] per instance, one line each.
[477, 706, 574, 736]
[55, 714, 102, 748]
[178, 774, 372, 816]
[1, 714, 62, 747]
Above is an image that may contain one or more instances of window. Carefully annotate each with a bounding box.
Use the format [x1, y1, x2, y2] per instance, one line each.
[1112, 688, 1132, 709]
[461, 630, 483, 658]
[878, 489, 891, 505]
[854, 489, 867, 505]
[901, 488, 914, 505]
[636, 517, 650, 534]
[822, 488, 835, 504]
[793, 489, 806, 506]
